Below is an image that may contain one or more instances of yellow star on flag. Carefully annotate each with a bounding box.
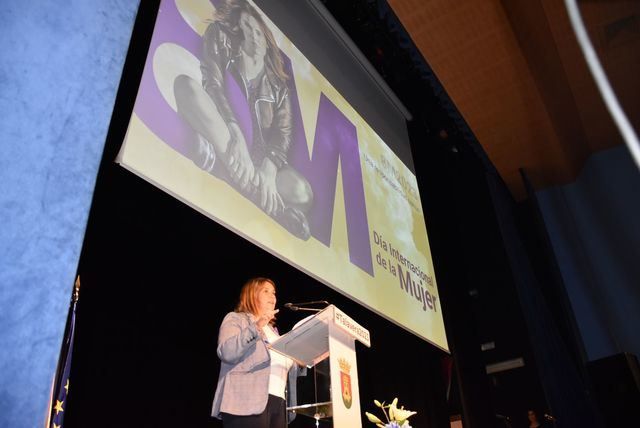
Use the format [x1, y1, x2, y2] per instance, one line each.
[54, 400, 64, 415]
[64, 379, 69, 393]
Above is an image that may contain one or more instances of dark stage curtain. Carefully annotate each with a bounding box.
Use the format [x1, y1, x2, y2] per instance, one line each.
[485, 173, 604, 428]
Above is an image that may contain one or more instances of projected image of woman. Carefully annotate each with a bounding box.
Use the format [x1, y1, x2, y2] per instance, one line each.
[174, 0, 313, 240]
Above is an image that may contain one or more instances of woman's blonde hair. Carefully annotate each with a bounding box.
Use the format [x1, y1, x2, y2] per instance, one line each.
[235, 277, 276, 324]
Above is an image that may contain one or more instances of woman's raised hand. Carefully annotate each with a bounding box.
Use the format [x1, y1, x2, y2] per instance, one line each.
[256, 308, 279, 328]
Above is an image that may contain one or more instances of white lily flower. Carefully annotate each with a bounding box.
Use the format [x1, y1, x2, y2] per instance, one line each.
[394, 407, 417, 422]
[366, 398, 416, 427]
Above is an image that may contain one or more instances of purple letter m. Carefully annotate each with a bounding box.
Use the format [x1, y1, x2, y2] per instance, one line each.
[290, 93, 373, 276]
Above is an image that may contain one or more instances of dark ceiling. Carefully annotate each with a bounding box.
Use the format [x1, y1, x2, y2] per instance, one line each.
[387, 0, 640, 199]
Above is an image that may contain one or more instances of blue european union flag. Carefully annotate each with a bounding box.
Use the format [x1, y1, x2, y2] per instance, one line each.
[47, 277, 80, 428]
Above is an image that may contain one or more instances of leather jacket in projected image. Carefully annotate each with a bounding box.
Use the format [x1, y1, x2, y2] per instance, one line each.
[200, 22, 293, 170]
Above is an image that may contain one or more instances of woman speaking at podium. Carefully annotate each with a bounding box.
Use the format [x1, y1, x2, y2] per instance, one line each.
[211, 277, 297, 427]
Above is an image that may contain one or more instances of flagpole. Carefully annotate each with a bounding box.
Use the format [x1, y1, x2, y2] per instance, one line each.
[73, 276, 80, 305]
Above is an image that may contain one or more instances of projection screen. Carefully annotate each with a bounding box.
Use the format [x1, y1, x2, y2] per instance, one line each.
[117, 0, 448, 351]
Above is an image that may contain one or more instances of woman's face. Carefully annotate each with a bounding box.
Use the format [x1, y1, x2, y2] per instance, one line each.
[527, 410, 538, 423]
[255, 281, 276, 316]
[239, 11, 267, 58]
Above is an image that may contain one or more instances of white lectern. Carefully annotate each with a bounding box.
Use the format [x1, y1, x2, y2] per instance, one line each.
[270, 305, 371, 427]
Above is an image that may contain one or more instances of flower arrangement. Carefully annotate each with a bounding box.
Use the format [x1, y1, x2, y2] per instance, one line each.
[365, 398, 417, 428]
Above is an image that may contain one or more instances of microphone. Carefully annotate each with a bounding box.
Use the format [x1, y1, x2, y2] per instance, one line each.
[495, 414, 510, 421]
[544, 414, 556, 421]
[283, 301, 329, 312]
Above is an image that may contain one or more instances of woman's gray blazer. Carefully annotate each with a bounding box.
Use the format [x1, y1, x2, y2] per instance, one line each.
[211, 312, 302, 420]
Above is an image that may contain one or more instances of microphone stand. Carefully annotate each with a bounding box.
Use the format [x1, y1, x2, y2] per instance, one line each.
[291, 307, 323, 312]
[284, 301, 329, 313]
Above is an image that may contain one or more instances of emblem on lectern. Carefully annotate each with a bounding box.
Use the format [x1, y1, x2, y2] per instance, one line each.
[338, 357, 353, 409]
